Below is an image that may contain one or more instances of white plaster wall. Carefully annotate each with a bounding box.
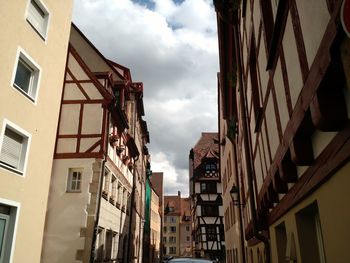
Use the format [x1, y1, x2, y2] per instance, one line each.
[42, 158, 96, 263]
[296, 0, 330, 68]
[283, 13, 303, 108]
[274, 60, 290, 133]
[81, 104, 103, 134]
[265, 96, 279, 159]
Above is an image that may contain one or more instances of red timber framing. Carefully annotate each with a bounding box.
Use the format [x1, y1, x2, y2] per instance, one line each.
[54, 44, 113, 159]
[256, 0, 349, 225]
[54, 44, 132, 160]
[216, 0, 349, 250]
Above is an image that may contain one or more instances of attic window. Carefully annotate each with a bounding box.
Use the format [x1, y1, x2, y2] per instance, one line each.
[205, 163, 217, 171]
[168, 207, 174, 212]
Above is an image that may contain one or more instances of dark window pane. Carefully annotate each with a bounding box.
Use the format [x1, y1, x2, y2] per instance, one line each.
[15, 60, 32, 93]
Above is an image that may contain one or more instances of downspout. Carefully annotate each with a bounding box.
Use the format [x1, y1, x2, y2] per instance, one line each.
[90, 109, 109, 263]
[233, 12, 271, 263]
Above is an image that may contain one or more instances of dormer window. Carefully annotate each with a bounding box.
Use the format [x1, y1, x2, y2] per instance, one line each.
[205, 163, 217, 171]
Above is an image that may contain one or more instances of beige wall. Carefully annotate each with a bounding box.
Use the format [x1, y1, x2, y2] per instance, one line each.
[0, 1, 73, 262]
[164, 215, 180, 257]
[179, 222, 191, 256]
[150, 189, 161, 262]
[42, 158, 98, 263]
[270, 161, 350, 263]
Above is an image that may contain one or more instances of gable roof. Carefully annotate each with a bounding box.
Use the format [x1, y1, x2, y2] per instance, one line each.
[192, 132, 219, 169]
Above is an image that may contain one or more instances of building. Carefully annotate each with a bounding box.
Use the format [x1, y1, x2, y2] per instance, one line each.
[180, 197, 192, 257]
[0, 1, 73, 262]
[215, 0, 350, 262]
[148, 184, 162, 263]
[41, 24, 150, 263]
[189, 133, 225, 261]
[150, 172, 164, 260]
[163, 192, 182, 258]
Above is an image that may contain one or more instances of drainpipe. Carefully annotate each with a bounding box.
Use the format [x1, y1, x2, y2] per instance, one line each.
[233, 13, 271, 263]
[90, 110, 110, 263]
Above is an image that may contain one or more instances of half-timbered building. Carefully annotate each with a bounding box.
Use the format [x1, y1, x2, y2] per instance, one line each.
[189, 133, 225, 262]
[215, 0, 350, 262]
[41, 24, 150, 263]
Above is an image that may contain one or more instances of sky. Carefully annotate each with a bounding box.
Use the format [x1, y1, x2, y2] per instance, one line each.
[73, 0, 219, 196]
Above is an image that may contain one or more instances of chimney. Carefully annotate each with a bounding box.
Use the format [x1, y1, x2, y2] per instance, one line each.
[178, 191, 181, 197]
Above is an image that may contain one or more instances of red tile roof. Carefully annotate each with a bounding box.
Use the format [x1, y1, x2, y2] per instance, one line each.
[192, 132, 219, 169]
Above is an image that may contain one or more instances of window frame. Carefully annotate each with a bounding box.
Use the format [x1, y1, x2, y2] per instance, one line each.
[0, 119, 31, 177]
[12, 48, 41, 103]
[0, 198, 20, 263]
[26, 0, 50, 40]
[66, 168, 83, 193]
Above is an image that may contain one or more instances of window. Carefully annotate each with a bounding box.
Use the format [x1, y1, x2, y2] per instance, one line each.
[26, 0, 50, 39]
[275, 222, 287, 263]
[170, 217, 176, 223]
[205, 163, 217, 171]
[117, 183, 122, 205]
[169, 236, 176, 243]
[201, 205, 219, 217]
[249, 34, 263, 131]
[0, 122, 30, 175]
[200, 182, 217, 193]
[67, 168, 82, 192]
[186, 236, 190, 242]
[163, 226, 167, 233]
[96, 228, 104, 261]
[185, 226, 190, 232]
[169, 247, 176, 254]
[111, 175, 117, 202]
[0, 200, 19, 263]
[170, 226, 176, 233]
[163, 236, 167, 243]
[206, 225, 217, 241]
[105, 230, 113, 260]
[296, 202, 326, 263]
[13, 50, 40, 102]
[168, 206, 174, 212]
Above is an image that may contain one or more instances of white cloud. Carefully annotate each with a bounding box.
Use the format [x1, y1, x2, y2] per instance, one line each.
[73, 0, 219, 196]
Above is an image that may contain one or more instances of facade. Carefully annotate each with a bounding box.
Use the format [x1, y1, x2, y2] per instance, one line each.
[215, 0, 350, 262]
[149, 185, 162, 263]
[179, 197, 192, 257]
[41, 24, 150, 263]
[0, 1, 73, 262]
[163, 193, 182, 258]
[150, 172, 164, 260]
[189, 133, 225, 262]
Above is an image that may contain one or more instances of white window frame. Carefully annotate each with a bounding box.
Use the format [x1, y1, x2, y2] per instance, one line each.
[25, 0, 50, 40]
[0, 198, 20, 263]
[12, 48, 41, 103]
[66, 168, 83, 193]
[0, 119, 31, 177]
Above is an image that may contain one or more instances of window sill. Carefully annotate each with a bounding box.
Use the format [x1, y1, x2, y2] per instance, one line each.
[66, 190, 81, 193]
[13, 84, 36, 103]
[0, 162, 24, 176]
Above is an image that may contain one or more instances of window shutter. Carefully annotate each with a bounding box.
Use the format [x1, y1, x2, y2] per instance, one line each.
[28, 0, 46, 35]
[0, 129, 23, 169]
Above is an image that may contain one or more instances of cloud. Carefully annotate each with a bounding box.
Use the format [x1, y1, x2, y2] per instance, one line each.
[73, 0, 219, 196]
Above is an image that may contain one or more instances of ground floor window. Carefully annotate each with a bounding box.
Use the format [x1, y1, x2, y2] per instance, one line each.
[0, 201, 18, 263]
[296, 201, 326, 263]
